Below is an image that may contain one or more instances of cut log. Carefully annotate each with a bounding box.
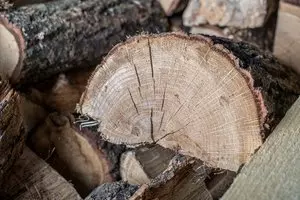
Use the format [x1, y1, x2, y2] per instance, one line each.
[1, 146, 81, 200]
[0, 0, 169, 88]
[130, 156, 212, 200]
[29, 112, 119, 196]
[0, 78, 24, 186]
[120, 145, 175, 184]
[183, 0, 280, 51]
[85, 181, 139, 200]
[183, 0, 268, 28]
[222, 97, 300, 200]
[274, 1, 300, 74]
[78, 33, 300, 172]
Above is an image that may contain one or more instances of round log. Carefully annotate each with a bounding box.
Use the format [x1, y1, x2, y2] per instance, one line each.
[0, 0, 169, 88]
[78, 33, 300, 172]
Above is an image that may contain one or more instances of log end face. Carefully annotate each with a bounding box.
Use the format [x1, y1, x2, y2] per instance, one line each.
[80, 33, 264, 172]
[0, 17, 24, 84]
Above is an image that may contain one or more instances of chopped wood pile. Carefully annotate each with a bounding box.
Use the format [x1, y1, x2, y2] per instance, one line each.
[0, 0, 299, 199]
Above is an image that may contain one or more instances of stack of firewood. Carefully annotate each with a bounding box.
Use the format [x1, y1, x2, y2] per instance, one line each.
[0, 0, 299, 199]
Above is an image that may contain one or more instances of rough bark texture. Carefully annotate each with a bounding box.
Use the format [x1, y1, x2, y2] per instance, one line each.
[85, 181, 139, 200]
[208, 35, 300, 137]
[0, 146, 82, 200]
[0, 79, 24, 187]
[222, 97, 300, 200]
[0, 0, 169, 88]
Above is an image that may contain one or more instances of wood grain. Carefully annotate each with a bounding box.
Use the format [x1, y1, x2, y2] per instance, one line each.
[222, 97, 300, 200]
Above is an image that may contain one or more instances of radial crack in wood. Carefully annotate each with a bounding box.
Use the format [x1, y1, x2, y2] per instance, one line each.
[79, 33, 270, 171]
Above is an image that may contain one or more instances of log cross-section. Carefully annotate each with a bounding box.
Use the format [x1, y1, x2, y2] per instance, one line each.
[79, 33, 300, 172]
[79, 33, 268, 171]
[222, 97, 300, 200]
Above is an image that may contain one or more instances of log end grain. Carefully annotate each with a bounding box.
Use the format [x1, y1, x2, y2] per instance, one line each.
[79, 33, 266, 171]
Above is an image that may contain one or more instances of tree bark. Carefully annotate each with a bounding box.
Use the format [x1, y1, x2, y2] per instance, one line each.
[0, 79, 24, 187]
[85, 181, 139, 200]
[0, 146, 82, 200]
[208, 35, 300, 137]
[0, 0, 169, 88]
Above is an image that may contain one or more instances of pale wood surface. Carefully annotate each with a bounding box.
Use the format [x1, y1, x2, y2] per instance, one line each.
[79, 33, 265, 172]
[222, 97, 300, 200]
[274, 2, 300, 74]
[183, 0, 267, 28]
[1, 146, 82, 200]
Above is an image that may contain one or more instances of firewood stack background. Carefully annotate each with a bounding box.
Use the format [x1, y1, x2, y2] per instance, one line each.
[0, 0, 299, 199]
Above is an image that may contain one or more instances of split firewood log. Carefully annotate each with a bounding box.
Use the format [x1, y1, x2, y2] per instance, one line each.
[120, 145, 175, 185]
[130, 156, 213, 200]
[29, 112, 126, 196]
[0, 78, 24, 186]
[0, 146, 81, 200]
[183, 0, 280, 51]
[0, 0, 169, 88]
[183, 0, 269, 28]
[78, 33, 300, 172]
